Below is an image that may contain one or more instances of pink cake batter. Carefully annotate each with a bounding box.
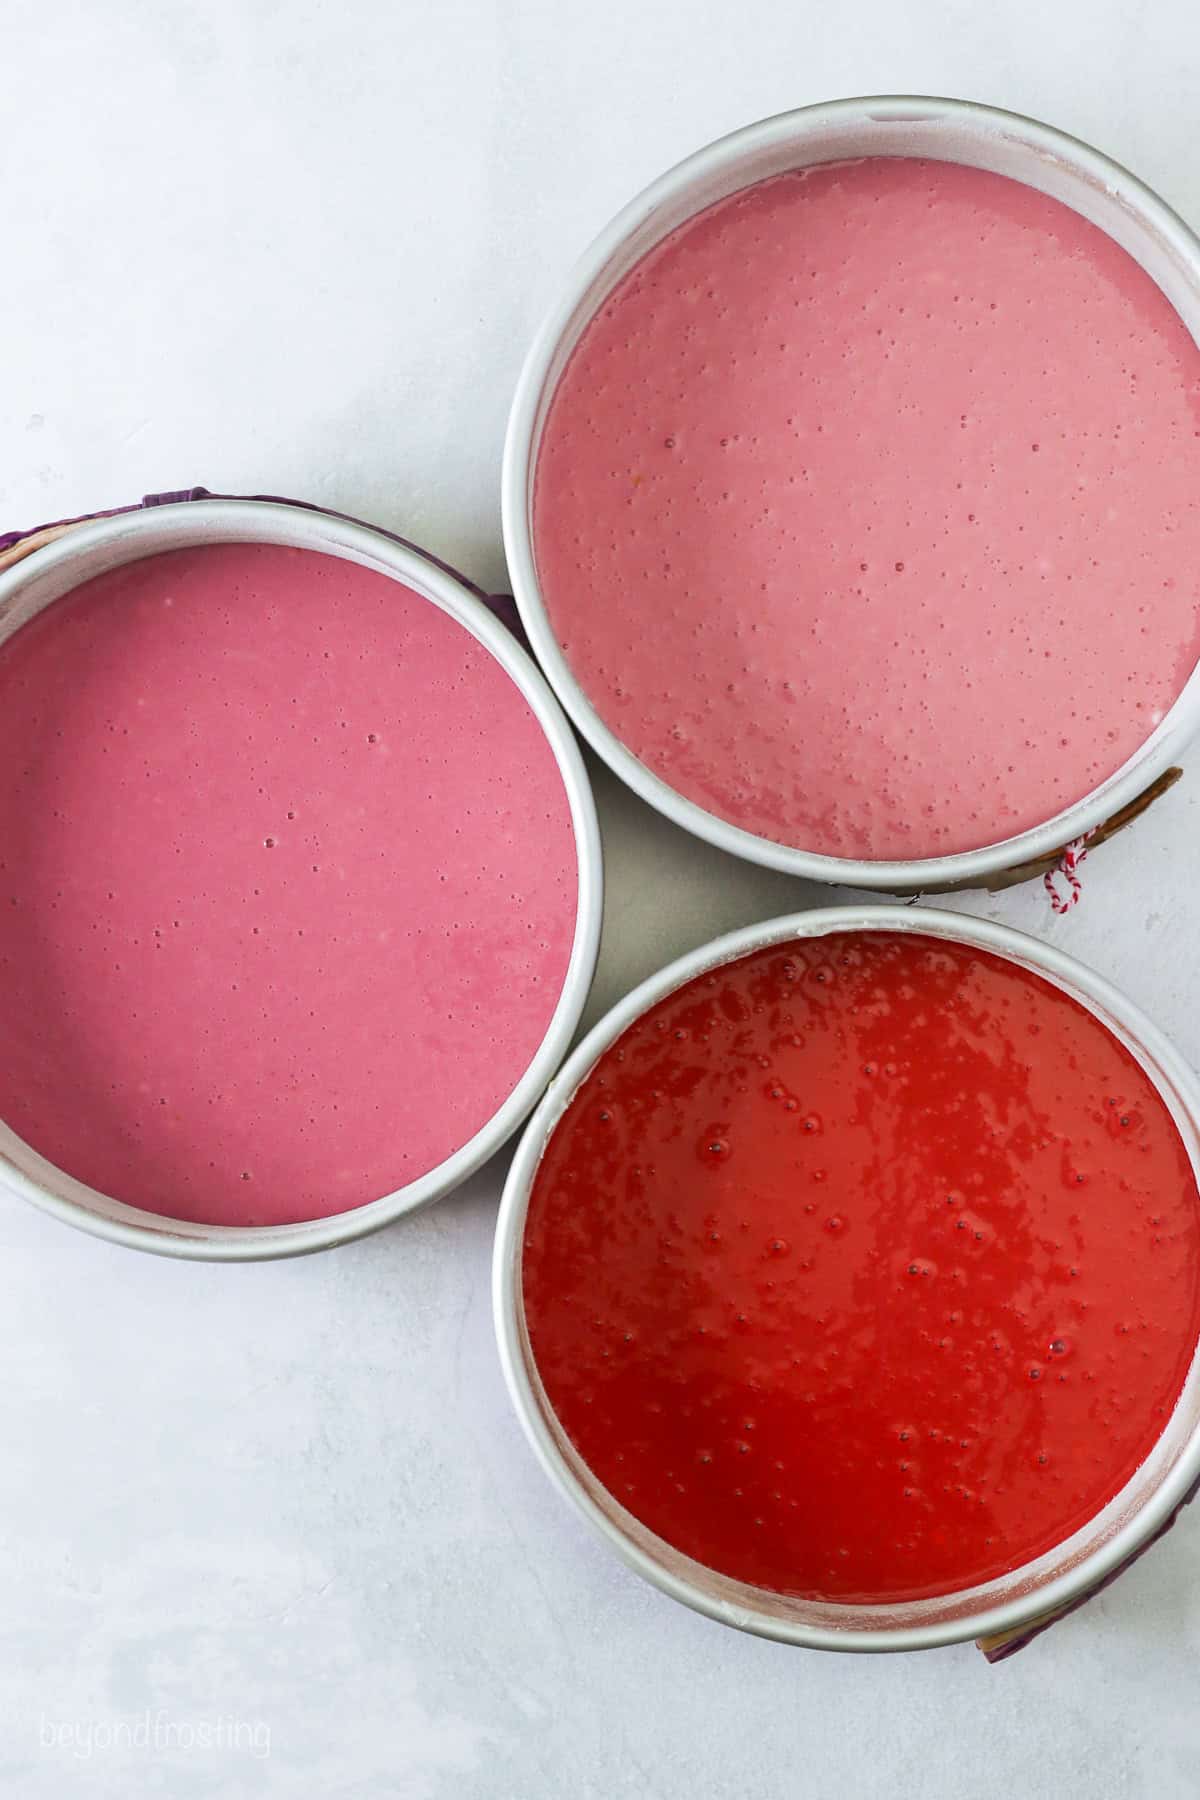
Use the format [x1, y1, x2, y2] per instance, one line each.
[533, 157, 1200, 859]
[0, 544, 577, 1227]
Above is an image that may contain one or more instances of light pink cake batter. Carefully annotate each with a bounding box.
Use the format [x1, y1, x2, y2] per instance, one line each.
[0, 545, 577, 1227]
[534, 157, 1200, 859]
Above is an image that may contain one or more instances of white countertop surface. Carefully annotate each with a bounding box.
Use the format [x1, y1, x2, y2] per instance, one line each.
[5, 2, 1200, 1793]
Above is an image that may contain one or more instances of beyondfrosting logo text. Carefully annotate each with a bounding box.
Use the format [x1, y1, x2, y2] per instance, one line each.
[38, 1710, 271, 1760]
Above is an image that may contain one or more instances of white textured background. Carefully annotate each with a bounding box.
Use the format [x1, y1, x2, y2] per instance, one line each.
[5, 2, 1200, 1794]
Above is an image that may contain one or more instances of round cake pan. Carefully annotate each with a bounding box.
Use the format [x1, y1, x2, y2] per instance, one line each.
[0, 497, 602, 1259]
[504, 96, 1200, 893]
[494, 904, 1200, 1653]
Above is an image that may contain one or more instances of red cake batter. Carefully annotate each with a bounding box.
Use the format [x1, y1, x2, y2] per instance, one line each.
[522, 932, 1200, 1602]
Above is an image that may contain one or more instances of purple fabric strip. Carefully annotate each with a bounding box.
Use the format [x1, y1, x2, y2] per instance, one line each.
[0, 487, 523, 639]
[979, 1472, 1200, 1661]
[0, 487, 211, 552]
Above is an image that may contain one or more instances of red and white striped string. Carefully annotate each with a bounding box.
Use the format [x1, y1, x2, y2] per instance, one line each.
[1043, 833, 1095, 914]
